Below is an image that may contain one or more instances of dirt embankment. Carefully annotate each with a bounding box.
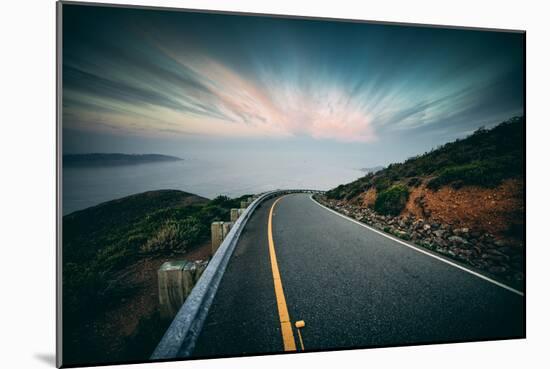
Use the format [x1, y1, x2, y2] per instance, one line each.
[358, 179, 524, 242]
[402, 179, 524, 241]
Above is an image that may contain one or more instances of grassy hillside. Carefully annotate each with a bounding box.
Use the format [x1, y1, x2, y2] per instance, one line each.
[320, 116, 525, 284]
[63, 190, 249, 365]
[326, 116, 524, 215]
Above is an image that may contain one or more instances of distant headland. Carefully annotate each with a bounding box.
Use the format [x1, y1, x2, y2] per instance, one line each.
[63, 153, 183, 167]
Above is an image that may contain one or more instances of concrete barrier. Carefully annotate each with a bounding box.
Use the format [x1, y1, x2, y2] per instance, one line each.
[151, 189, 324, 360]
[158, 260, 208, 320]
[211, 221, 234, 254]
[230, 208, 244, 222]
[222, 222, 233, 240]
[210, 222, 224, 254]
[230, 209, 239, 222]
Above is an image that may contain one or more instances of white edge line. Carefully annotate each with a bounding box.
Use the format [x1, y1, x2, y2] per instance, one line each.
[309, 195, 524, 297]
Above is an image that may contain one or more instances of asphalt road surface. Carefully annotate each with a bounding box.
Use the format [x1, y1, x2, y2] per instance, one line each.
[192, 193, 524, 358]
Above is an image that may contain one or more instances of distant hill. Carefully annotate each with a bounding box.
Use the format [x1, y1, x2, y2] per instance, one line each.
[63, 153, 182, 167]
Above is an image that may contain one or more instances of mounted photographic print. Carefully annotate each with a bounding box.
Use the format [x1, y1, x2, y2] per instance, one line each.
[57, 1, 525, 367]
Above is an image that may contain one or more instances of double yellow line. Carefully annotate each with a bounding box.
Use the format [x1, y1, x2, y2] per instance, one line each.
[267, 196, 299, 351]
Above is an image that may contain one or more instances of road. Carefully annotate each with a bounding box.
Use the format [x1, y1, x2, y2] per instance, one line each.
[192, 193, 524, 358]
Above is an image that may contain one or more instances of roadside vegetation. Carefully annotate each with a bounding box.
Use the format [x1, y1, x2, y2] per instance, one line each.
[63, 190, 250, 365]
[374, 185, 410, 216]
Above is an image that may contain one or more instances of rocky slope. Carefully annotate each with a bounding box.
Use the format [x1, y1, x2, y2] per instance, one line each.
[319, 116, 525, 285]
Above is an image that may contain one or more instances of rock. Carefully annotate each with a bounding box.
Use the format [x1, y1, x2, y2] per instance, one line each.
[461, 228, 469, 235]
[394, 230, 408, 239]
[448, 235, 468, 245]
[485, 249, 510, 262]
[482, 253, 507, 262]
[513, 272, 525, 281]
[433, 237, 446, 247]
[431, 223, 440, 229]
[433, 229, 446, 238]
[499, 246, 522, 256]
[423, 224, 431, 231]
[446, 248, 458, 257]
[488, 266, 508, 275]
[487, 248, 508, 257]
[470, 230, 481, 238]
[452, 228, 462, 235]
[458, 249, 473, 258]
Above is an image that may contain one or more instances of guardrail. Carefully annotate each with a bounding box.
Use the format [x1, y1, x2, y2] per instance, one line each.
[151, 189, 324, 360]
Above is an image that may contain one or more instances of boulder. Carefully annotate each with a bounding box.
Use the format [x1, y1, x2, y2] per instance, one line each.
[448, 235, 468, 245]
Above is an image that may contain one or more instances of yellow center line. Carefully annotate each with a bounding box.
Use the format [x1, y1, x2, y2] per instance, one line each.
[268, 196, 297, 352]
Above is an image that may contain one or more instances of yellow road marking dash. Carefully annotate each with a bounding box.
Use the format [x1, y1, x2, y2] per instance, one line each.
[268, 196, 297, 351]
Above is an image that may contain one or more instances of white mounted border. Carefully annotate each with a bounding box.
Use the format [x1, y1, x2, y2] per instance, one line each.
[151, 189, 323, 360]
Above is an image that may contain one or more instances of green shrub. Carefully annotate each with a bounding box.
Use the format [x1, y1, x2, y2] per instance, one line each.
[374, 185, 410, 216]
[326, 185, 346, 200]
[141, 217, 203, 253]
[326, 116, 524, 197]
[374, 176, 392, 191]
[427, 156, 522, 190]
[407, 177, 422, 187]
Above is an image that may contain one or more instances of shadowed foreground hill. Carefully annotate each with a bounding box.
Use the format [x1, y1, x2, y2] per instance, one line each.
[320, 116, 525, 284]
[63, 190, 249, 366]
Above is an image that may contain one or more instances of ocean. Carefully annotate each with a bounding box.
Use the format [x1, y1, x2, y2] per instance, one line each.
[62, 157, 363, 215]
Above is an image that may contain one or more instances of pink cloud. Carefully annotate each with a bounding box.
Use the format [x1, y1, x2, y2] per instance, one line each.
[147, 45, 378, 142]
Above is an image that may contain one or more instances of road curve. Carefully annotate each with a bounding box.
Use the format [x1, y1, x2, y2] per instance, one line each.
[192, 193, 524, 358]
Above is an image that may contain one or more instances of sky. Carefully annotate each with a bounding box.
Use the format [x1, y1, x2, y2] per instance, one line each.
[62, 4, 524, 168]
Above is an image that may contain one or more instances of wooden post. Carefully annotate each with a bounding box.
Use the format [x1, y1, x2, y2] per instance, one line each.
[222, 221, 233, 239]
[211, 221, 224, 254]
[230, 208, 240, 222]
[158, 260, 206, 320]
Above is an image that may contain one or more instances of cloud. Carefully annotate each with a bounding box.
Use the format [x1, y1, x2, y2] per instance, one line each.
[64, 47, 379, 142]
[62, 9, 523, 144]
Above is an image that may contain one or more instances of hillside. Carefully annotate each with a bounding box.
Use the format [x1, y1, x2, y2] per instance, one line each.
[63, 190, 249, 366]
[319, 116, 525, 284]
[63, 153, 182, 167]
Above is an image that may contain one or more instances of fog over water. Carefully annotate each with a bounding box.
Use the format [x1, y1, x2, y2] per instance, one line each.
[62, 156, 363, 215]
